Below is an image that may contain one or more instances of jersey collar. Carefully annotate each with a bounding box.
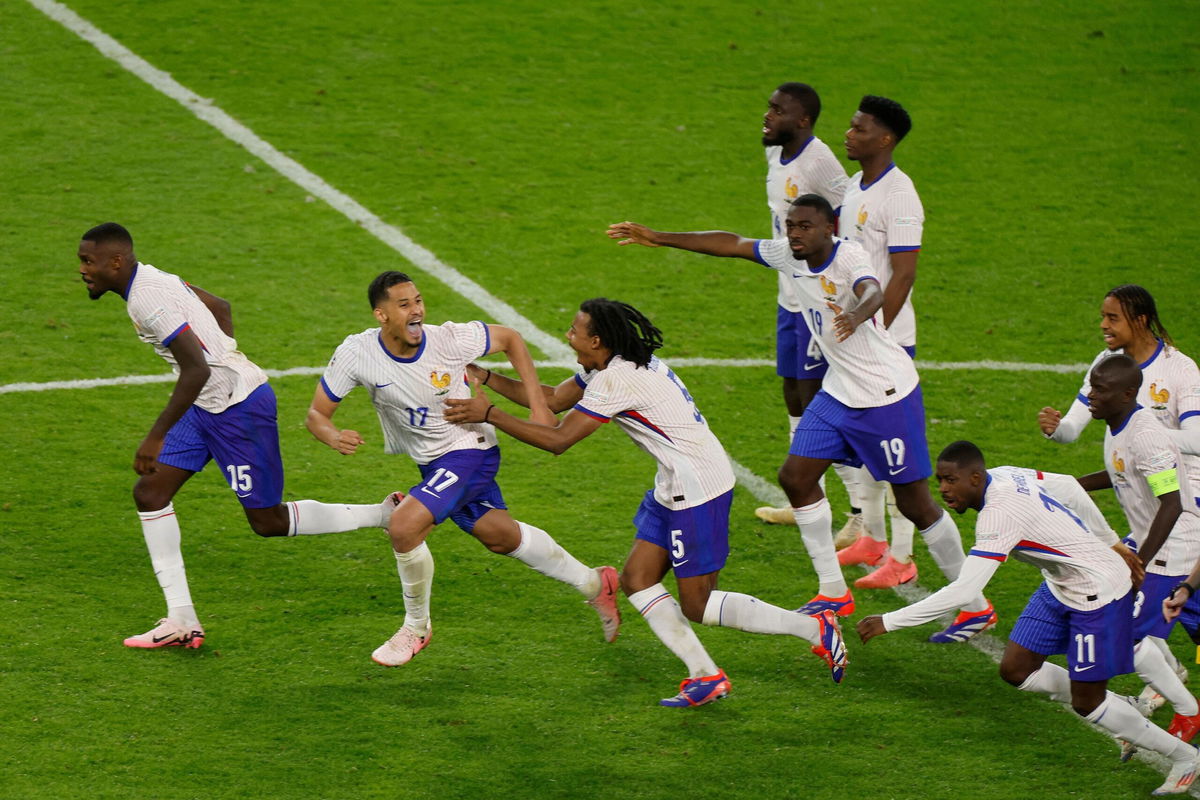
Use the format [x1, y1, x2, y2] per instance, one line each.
[859, 162, 896, 191]
[779, 135, 814, 166]
[807, 240, 841, 274]
[1109, 404, 1143, 436]
[118, 262, 140, 301]
[377, 330, 426, 363]
[1138, 339, 1165, 369]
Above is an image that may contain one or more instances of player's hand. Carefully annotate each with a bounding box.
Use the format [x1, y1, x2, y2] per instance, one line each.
[1112, 541, 1145, 589]
[607, 221, 660, 247]
[133, 434, 165, 475]
[856, 615, 887, 643]
[827, 300, 861, 342]
[331, 429, 364, 455]
[1164, 584, 1194, 623]
[1037, 407, 1062, 436]
[444, 378, 492, 424]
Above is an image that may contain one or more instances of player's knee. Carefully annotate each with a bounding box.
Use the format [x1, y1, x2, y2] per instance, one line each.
[248, 518, 288, 537]
[132, 481, 170, 512]
[679, 597, 706, 624]
[998, 660, 1031, 688]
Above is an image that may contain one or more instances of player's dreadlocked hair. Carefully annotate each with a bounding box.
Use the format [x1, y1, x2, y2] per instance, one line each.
[1106, 284, 1173, 347]
[580, 298, 663, 369]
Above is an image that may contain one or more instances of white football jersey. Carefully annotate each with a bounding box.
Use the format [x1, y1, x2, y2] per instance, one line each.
[969, 468, 1132, 610]
[574, 356, 734, 510]
[320, 322, 497, 465]
[124, 262, 266, 413]
[1105, 406, 1200, 575]
[765, 136, 849, 313]
[1052, 342, 1200, 442]
[839, 164, 924, 347]
[755, 238, 918, 408]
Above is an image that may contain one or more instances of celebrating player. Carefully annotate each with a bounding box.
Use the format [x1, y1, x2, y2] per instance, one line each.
[752, 82, 856, 535]
[607, 194, 995, 642]
[857, 441, 1200, 796]
[76, 223, 396, 649]
[834, 95, 928, 588]
[444, 298, 848, 707]
[1075, 354, 1200, 748]
[1039, 285, 1200, 709]
[305, 271, 620, 667]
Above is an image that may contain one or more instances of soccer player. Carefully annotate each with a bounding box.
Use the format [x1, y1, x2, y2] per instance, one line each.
[606, 194, 995, 642]
[857, 441, 1200, 797]
[1038, 285, 1200, 707]
[443, 298, 848, 707]
[752, 82, 857, 536]
[76, 222, 397, 649]
[304, 271, 620, 667]
[835, 95, 928, 588]
[1075, 354, 1200, 746]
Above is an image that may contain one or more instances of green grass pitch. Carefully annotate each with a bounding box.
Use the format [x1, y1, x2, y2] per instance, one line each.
[1, 1, 1198, 798]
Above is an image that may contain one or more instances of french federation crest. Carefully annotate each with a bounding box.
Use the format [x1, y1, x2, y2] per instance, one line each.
[430, 370, 451, 396]
[819, 275, 838, 300]
[785, 176, 799, 200]
[1149, 382, 1170, 409]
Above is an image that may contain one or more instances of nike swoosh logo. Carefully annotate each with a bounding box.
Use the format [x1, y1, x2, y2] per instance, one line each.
[803, 362, 824, 370]
[889, 467, 907, 476]
[375, 382, 392, 388]
[152, 633, 177, 643]
[236, 492, 251, 498]
[419, 486, 439, 497]
[1074, 664, 1096, 672]
[672, 560, 689, 568]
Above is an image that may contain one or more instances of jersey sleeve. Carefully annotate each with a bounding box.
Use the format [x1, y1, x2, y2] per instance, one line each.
[967, 505, 1022, 563]
[1176, 357, 1200, 424]
[883, 187, 924, 252]
[128, 284, 192, 346]
[810, 150, 850, 209]
[573, 368, 629, 422]
[881, 556, 1001, 631]
[753, 238, 791, 270]
[1049, 352, 1105, 443]
[319, 337, 360, 403]
[1131, 428, 1183, 497]
[444, 321, 491, 362]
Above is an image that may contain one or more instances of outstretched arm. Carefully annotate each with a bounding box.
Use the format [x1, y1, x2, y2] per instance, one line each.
[305, 383, 365, 455]
[444, 382, 602, 455]
[485, 325, 555, 425]
[466, 363, 583, 414]
[607, 221, 759, 261]
[858, 556, 1000, 642]
[135, 328, 211, 475]
[188, 284, 234, 337]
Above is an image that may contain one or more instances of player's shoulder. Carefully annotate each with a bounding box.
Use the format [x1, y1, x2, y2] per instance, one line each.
[1160, 344, 1200, 376]
[335, 327, 381, 352]
[833, 238, 870, 264]
[764, 144, 782, 164]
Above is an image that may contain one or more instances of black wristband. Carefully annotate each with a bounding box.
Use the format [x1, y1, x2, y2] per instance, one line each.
[482, 369, 492, 386]
[1172, 582, 1195, 600]
[483, 404, 495, 424]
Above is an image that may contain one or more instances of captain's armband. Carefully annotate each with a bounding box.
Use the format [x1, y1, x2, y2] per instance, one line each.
[1146, 468, 1180, 497]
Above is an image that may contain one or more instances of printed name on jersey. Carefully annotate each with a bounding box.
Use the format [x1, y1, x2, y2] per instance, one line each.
[1010, 470, 1031, 496]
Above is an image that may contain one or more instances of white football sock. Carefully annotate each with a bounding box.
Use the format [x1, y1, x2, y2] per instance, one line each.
[788, 414, 802, 437]
[629, 584, 718, 678]
[793, 497, 848, 596]
[1135, 637, 1200, 716]
[1016, 663, 1073, 704]
[287, 500, 387, 535]
[1085, 693, 1197, 762]
[919, 512, 989, 612]
[1153, 635, 1187, 678]
[506, 521, 600, 598]
[886, 485, 915, 562]
[393, 542, 434, 633]
[832, 463, 861, 510]
[138, 504, 198, 627]
[703, 590, 819, 644]
[859, 476, 888, 543]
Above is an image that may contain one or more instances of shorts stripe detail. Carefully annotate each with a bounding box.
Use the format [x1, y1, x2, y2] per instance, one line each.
[639, 592, 672, 616]
[140, 510, 177, 522]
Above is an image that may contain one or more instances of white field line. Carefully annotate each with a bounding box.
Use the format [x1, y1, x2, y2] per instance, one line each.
[25, 0, 570, 363]
[30, 1, 1183, 788]
[0, 358, 1090, 395]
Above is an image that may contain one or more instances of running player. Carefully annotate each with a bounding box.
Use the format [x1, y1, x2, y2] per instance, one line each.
[76, 222, 396, 649]
[1039, 285, 1200, 708]
[857, 440, 1200, 797]
[753, 82, 856, 534]
[1075, 354, 1200, 747]
[304, 271, 620, 667]
[443, 298, 848, 707]
[606, 194, 995, 642]
[836, 95, 927, 588]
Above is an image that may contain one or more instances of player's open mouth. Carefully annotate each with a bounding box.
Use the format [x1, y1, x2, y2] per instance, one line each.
[407, 320, 422, 334]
